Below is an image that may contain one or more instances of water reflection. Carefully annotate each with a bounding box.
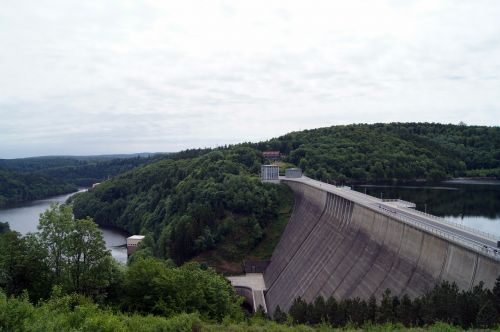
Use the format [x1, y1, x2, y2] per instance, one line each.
[352, 180, 500, 237]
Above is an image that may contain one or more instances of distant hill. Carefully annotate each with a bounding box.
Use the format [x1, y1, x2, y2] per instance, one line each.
[0, 168, 77, 208]
[0, 153, 166, 172]
[252, 122, 500, 182]
[13, 152, 165, 161]
[0, 153, 167, 208]
[0, 153, 166, 187]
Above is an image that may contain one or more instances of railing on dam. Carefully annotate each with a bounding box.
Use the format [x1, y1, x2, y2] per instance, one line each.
[406, 208, 500, 242]
[375, 205, 500, 261]
[382, 198, 416, 208]
[345, 185, 499, 242]
[282, 176, 500, 261]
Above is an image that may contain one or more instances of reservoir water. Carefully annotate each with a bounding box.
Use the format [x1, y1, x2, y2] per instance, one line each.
[352, 179, 500, 237]
[0, 190, 128, 263]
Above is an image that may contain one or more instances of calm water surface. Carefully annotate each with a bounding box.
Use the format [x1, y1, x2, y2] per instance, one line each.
[0, 190, 128, 263]
[352, 179, 500, 237]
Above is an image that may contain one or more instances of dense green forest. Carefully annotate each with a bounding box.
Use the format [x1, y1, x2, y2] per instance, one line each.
[0, 154, 162, 208]
[0, 168, 77, 208]
[2, 205, 500, 331]
[72, 123, 499, 270]
[73, 147, 290, 268]
[0, 153, 162, 187]
[251, 123, 500, 182]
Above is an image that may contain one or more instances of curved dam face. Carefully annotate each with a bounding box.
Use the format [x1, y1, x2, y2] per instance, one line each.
[264, 179, 500, 314]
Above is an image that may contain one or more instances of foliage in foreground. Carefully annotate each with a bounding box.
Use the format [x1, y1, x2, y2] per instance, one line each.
[3, 204, 500, 330]
[0, 291, 488, 332]
[121, 258, 243, 321]
[0, 291, 202, 332]
[0, 204, 243, 321]
[0, 204, 118, 302]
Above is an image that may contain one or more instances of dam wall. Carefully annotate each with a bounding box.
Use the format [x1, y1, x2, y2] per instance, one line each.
[264, 179, 500, 314]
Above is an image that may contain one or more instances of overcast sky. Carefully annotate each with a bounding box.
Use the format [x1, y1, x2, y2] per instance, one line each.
[1, 0, 499, 158]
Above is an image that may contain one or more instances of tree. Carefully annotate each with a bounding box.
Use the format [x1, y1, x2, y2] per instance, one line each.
[377, 289, 395, 323]
[273, 305, 287, 323]
[0, 231, 50, 300]
[0, 222, 9, 234]
[476, 300, 497, 329]
[122, 258, 242, 321]
[37, 203, 116, 297]
[66, 217, 114, 297]
[369, 162, 386, 181]
[367, 295, 377, 322]
[289, 297, 308, 324]
[37, 203, 73, 284]
[311, 296, 327, 324]
[326, 296, 339, 326]
[492, 275, 500, 314]
[0, 231, 29, 296]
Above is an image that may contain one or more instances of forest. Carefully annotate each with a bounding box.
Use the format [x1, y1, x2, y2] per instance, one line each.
[249, 122, 500, 182]
[0, 168, 77, 208]
[72, 147, 290, 268]
[0, 154, 160, 208]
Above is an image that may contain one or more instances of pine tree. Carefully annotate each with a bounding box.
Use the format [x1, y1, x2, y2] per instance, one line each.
[311, 296, 327, 324]
[493, 275, 500, 315]
[288, 297, 308, 324]
[398, 294, 414, 327]
[326, 296, 338, 326]
[367, 295, 377, 322]
[476, 300, 497, 329]
[377, 289, 395, 323]
[273, 305, 287, 323]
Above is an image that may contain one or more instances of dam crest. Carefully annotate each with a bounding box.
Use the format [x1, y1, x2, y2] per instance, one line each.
[231, 175, 500, 315]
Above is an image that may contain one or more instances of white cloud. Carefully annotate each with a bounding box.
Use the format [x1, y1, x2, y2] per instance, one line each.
[1, 0, 499, 157]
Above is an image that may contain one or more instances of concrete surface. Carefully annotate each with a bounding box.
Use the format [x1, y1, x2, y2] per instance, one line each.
[263, 176, 500, 315]
[227, 274, 267, 313]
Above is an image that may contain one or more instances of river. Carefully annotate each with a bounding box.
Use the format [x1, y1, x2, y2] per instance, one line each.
[0, 190, 128, 264]
[352, 179, 500, 237]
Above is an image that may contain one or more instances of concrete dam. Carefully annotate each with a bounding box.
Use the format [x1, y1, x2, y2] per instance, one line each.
[237, 176, 500, 315]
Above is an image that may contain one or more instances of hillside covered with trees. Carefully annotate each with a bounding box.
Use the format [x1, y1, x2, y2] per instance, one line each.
[0, 168, 77, 208]
[72, 123, 499, 269]
[254, 123, 500, 182]
[0, 154, 161, 208]
[73, 147, 291, 269]
[0, 154, 161, 187]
